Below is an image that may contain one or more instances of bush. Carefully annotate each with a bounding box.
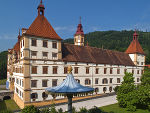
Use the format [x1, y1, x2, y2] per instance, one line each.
[113, 86, 119, 93]
[21, 105, 40, 113]
[78, 107, 88, 113]
[88, 106, 104, 113]
[40, 108, 50, 113]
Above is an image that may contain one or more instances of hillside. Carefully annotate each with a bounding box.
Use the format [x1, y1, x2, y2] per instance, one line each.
[64, 30, 150, 64]
[0, 51, 8, 79]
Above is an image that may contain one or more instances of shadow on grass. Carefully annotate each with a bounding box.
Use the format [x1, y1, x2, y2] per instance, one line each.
[0, 101, 7, 111]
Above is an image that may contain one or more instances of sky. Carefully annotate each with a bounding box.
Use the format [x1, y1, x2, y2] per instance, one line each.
[0, 0, 150, 52]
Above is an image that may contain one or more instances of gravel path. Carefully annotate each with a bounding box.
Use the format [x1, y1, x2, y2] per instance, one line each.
[55, 95, 117, 112]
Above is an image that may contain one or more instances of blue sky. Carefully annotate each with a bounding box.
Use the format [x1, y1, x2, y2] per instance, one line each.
[0, 0, 150, 52]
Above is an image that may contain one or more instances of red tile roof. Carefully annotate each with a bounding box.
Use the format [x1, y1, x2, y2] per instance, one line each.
[62, 43, 135, 66]
[25, 15, 62, 40]
[13, 42, 20, 52]
[126, 30, 144, 55]
[125, 39, 144, 55]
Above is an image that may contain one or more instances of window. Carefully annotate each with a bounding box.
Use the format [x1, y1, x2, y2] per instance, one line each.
[86, 67, 89, 74]
[141, 70, 144, 74]
[132, 69, 134, 74]
[95, 88, 99, 94]
[96, 68, 99, 74]
[52, 79, 57, 87]
[81, 38, 84, 43]
[42, 80, 48, 87]
[85, 79, 91, 85]
[64, 67, 68, 74]
[32, 66, 37, 74]
[52, 53, 57, 59]
[110, 68, 113, 74]
[43, 52, 48, 57]
[31, 80, 37, 87]
[110, 78, 113, 83]
[141, 62, 143, 65]
[117, 78, 121, 83]
[137, 70, 139, 74]
[31, 51, 37, 57]
[43, 66, 48, 74]
[42, 92, 48, 99]
[109, 87, 112, 92]
[53, 66, 57, 74]
[74, 67, 78, 74]
[117, 69, 120, 74]
[52, 41, 57, 49]
[95, 78, 98, 84]
[43, 40, 48, 47]
[137, 78, 140, 82]
[124, 69, 127, 73]
[102, 78, 108, 84]
[104, 68, 107, 74]
[76, 79, 80, 83]
[31, 39, 37, 46]
[31, 93, 38, 100]
[103, 87, 107, 93]
[23, 39, 24, 47]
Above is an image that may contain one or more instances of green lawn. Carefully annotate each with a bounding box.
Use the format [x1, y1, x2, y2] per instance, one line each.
[0, 100, 20, 112]
[100, 103, 150, 113]
[0, 79, 7, 85]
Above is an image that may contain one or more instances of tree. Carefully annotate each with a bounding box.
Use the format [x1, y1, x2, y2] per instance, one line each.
[116, 72, 137, 111]
[21, 105, 40, 113]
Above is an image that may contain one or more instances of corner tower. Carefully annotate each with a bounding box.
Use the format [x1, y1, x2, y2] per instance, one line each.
[126, 30, 145, 66]
[74, 17, 84, 46]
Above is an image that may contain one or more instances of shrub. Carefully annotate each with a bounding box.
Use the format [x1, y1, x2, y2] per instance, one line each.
[88, 106, 104, 113]
[21, 105, 40, 113]
[78, 107, 88, 113]
[40, 108, 50, 113]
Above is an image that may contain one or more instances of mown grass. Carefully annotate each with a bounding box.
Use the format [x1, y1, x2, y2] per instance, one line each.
[0, 79, 7, 85]
[0, 99, 20, 112]
[100, 103, 150, 113]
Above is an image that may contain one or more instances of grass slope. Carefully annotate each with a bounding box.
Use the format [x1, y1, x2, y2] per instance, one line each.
[100, 103, 150, 113]
[0, 100, 20, 112]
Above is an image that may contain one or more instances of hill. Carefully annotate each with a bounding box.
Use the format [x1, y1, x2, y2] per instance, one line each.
[64, 30, 150, 64]
[0, 51, 8, 79]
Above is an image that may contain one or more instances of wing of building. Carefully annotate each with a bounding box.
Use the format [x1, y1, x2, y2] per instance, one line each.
[7, 1, 145, 109]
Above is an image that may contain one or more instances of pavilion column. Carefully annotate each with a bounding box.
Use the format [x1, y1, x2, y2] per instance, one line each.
[67, 94, 73, 113]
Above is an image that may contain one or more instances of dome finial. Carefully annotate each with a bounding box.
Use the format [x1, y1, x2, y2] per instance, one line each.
[67, 65, 72, 74]
[40, 0, 43, 4]
[80, 16, 81, 24]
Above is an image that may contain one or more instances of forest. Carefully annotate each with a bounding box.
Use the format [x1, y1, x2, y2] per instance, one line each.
[0, 30, 150, 79]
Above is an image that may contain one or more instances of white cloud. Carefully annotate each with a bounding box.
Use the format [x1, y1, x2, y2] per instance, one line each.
[0, 34, 17, 40]
[55, 26, 76, 32]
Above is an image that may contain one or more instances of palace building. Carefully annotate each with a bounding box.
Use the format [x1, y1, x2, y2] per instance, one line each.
[7, 1, 145, 108]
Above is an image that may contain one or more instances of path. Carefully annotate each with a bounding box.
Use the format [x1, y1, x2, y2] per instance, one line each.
[55, 95, 117, 112]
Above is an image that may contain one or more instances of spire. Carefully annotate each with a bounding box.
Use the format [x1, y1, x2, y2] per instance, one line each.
[37, 0, 45, 16]
[18, 29, 21, 42]
[75, 17, 84, 36]
[125, 29, 144, 55]
[133, 29, 138, 40]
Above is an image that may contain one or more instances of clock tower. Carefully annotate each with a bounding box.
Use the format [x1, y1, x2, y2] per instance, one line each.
[74, 17, 84, 46]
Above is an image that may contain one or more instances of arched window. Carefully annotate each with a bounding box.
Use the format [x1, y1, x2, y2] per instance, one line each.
[31, 93, 38, 101]
[102, 78, 108, 84]
[76, 79, 80, 83]
[85, 79, 91, 85]
[95, 88, 99, 94]
[42, 92, 48, 100]
[103, 87, 107, 93]
[109, 87, 112, 92]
